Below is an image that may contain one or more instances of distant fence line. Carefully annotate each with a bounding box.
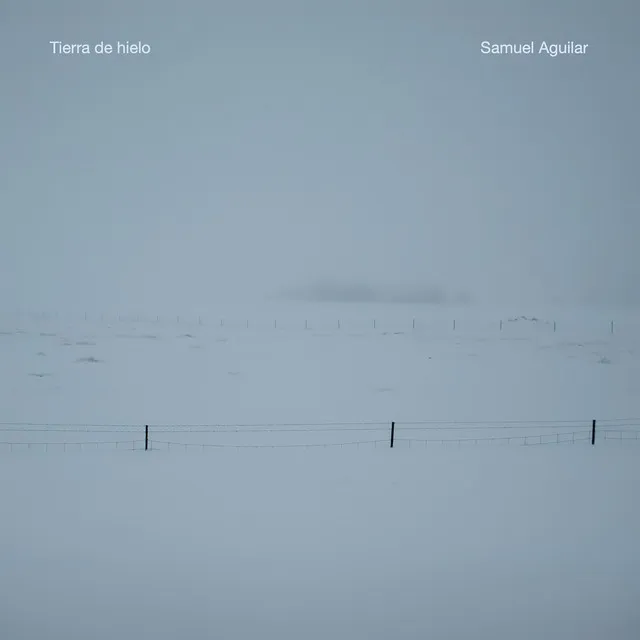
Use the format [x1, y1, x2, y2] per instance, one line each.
[1, 419, 638, 452]
[0, 311, 622, 334]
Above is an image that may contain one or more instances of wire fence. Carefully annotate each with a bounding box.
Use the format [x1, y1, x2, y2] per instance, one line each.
[0, 310, 628, 336]
[0, 418, 638, 452]
[0, 440, 144, 452]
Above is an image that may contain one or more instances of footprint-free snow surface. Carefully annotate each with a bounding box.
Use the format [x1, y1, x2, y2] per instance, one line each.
[1, 304, 639, 640]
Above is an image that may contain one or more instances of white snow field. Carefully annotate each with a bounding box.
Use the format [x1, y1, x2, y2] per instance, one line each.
[1, 303, 639, 640]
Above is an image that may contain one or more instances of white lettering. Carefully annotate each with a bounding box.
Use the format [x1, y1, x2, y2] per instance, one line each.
[480, 41, 535, 55]
[94, 41, 113, 54]
[117, 41, 152, 55]
[539, 41, 590, 56]
[50, 41, 90, 54]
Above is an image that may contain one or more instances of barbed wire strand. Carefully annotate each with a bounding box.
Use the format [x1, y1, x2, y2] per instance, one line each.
[0, 418, 638, 432]
[141, 422, 640, 433]
[396, 430, 592, 445]
[0, 426, 390, 434]
[3, 431, 637, 450]
[603, 431, 640, 440]
[151, 433, 596, 450]
[0, 421, 388, 428]
[391, 424, 638, 431]
[150, 439, 386, 450]
[0, 440, 143, 451]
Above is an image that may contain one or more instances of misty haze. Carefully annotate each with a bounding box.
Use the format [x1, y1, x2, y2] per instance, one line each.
[277, 281, 468, 304]
[1, 1, 638, 639]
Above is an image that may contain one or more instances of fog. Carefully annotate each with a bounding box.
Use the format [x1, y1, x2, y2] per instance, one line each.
[1, 0, 638, 313]
[277, 281, 464, 305]
[2, 4, 640, 638]
[2, 449, 639, 640]
[2, 297, 640, 638]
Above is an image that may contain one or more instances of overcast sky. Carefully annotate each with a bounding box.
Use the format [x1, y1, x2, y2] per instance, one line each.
[1, 0, 638, 312]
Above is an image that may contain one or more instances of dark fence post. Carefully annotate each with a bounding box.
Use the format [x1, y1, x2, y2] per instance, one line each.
[500, 320, 503, 331]
[145, 425, 149, 451]
[610, 321, 614, 335]
[453, 319, 456, 331]
[553, 321, 556, 332]
[390, 421, 395, 448]
[591, 420, 596, 446]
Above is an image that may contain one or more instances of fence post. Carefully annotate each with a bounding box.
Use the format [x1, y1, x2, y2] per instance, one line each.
[591, 420, 596, 446]
[145, 425, 149, 451]
[453, 319, 456, 331]
[553, 321, 556, 332]
[500, 320, 503, 331]
[390, 421, 395, 448]
[412, 318, 415, 329]
[610, 321, 614, 335]
[373, 319, 376, 329]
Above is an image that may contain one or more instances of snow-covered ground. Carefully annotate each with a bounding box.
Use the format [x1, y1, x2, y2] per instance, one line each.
[1, 303, 639, 639]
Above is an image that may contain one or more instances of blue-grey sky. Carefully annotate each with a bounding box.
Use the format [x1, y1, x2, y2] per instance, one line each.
[1, 0, 638, 312]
